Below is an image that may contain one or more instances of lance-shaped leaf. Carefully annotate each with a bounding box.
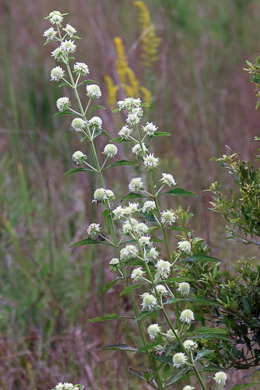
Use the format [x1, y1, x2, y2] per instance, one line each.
[90, 105, 106, 112]
[78, 79, 98, 87]
[121, 193, 144, 202]
[105, 160, 136, 169]
[119, 284, 143, 297]
[136, 309, 159, 321]
[93, 130, 109, 139]
[110, 137, 131, 142]
[70, 237, 111, 248]
[54, 110, 74, 117]
[87, 313, 133, 323]
[160, 188, 197, 197]
[99, 343, 138, 352]
[103, 277, 122, 295]
[137, 341, 162, 353]
[64, 167, 94, 176]
[229, 384, 260, 390]
[184, 255, 221, 263]
[150, 131, 171, 137]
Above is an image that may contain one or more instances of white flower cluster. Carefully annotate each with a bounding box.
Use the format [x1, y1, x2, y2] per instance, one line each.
[117, 97, 142, 112]
[161, 210, 176, 225]
[72, 150, 86, 164]
[160, 173, 176, 187]
[73, 62, 89, 76]
[132, 143, 148, 157]
[86, 84, 102, 98]
[93, 188, 115, 203]
[63, 23, 77, 37]
[142, 200, 156, 214]
[113, 203, 139, 218]
[143, 153, 159, 171]
[177, 282, 190, 296]
[57, 97, 71, 112]
[141, 292, 157, 310]
[180, 309, 195, 324]
[214, 372, 227, 386]
[88, 116, 102, 129]
[129, 177, 144, 193]
[120, 245, 138, 260]
[43, 27, 57, 40]
[55, 383, 79, 390]
[118, 125, 133, 140]
[103, 144, 118, 158]
[142, 122, 158, 136]
[47, 11, 64, 25]
[87, 223, 101, 238]
[131, 267, 145, 282]
[155, 259, 172, 280]
[147, 323, 161, 339]
[71, 118, 85, 132]
[172, 352, 188, 368]
[51, 66, 65, 81]
[178, 240, 192, 254]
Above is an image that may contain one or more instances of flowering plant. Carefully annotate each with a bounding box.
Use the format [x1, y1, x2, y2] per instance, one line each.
[44, 11, 259, 390]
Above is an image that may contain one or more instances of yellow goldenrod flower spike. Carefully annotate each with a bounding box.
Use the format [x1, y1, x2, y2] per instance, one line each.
[104, 76, 119, 107]
[134, 1, 161, 69]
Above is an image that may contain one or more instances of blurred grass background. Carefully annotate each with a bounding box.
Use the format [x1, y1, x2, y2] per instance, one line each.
[0, 0, 259, 389]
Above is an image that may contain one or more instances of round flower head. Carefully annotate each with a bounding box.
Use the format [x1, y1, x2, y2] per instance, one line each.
[118, 125, 133, 139]
[172, 352, 188, 368]
[56, 97, 71, 112]
[142, 200, 156, 214]
[214, 372, 227, 386]
[183, 339, 198, 351]
[178, 240, 192, 254]
[71, 118, 85, 132]
[87, 223, 101, 238]
[64, 23, 77, 37]
[161, 210, 176, 225]
[43, 27, 57, 40]
[142, 122, 158, 136]
[103, 144, 118, 158]
[129, 177, 144, 193]
[105, 189, 115, 201]
[117, 97, 141, 111]
[61, 40, 76, 53]
[155, 259, 171, 279]
[86, 84, 102, 98]
[120, 245, 138, 261]
[113, 205, 125, 219]
[183, 386, 195, 390]
[73, 62, 90, 76]
[72, 150, 86, 164]
[51, 46, 64, 60]
[122, 219, 137, 235]
[50, 66, 65, 81]
[141, 293, 157, 310]
[148, 324, 161, 339]
[156, 284, 167, 295]
[143, 153, 159, 171]
[131, 267, 145, 282]
[161, 173, 176, 187]
[126, 112, 141, 126]
[134, 222, 149, 237]
[139, 236, 151, 247]
[180, 309, 195, 324]
[109, 258, 119, 266]
[109, 258, 119, 271]
[146, 247, 159, 261]
[177, 282, 190, 296]
[132, 107, 143, 118]
[166, 329, 178, 341]
[127, 203, 139, 213]
[132, 143, 148, 157]
[88, 116, 102, 129]
[93, 188, 107, 203]
[48, 11, 63, 24]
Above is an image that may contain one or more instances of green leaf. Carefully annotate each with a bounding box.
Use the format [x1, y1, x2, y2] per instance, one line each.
[229, 383, 259, 390]
[90, 105, 106, 112]
[191, 296, 217, 306]
[195, 349, 213, 361]
[105, 160, 136, 169]
[136, 309, 159, 321]
[170, 226, 189, 232]
[112, 108, 121, 113]
[63, 167, 93, 176]
[193, 327, 228, 335]
[137, 341, 162, 353]
[58, 81, 73, 88]
[78, 79, 97, 87]
[166, 368, 192, 386]
[120, 284, 142, 297]
[103, 277, 122, 294]
[110, 137, 131, 142]
[151, 131, 171, 137]
[129, 368, 145, 381]
[121, 193, 144, 202]
[93, 129, 109, 139]
[70, 237, 110, 248]
[87, 313, 132, 322]
[54, 110, 74, 117]
[103, 209, 113, 234]
[161, 277, 194, 283]
[151, 237, 164, 243]
[184, 255, 221, 263]
[100, 343, 137, 352]
[160, 188, 197, 197]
